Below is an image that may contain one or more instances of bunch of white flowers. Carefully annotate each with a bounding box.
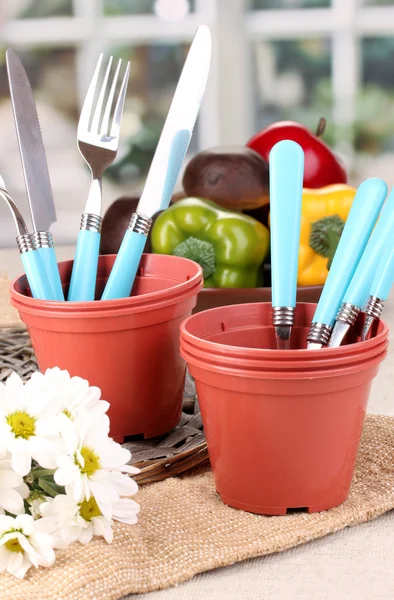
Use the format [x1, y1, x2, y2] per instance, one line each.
[0, 368, 139, 579]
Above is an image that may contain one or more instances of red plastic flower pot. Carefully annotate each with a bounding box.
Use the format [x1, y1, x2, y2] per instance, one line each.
[10, 253, 203, 442]
[180, 302, 388, 515]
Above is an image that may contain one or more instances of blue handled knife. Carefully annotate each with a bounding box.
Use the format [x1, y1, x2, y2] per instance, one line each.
[328, 185, 394, 347]
[6, 49, 64, 301]
[269, 140, 304, 349]
[307, 178, 387, 349]
[101, 25, 212, 301]
[361, 242, 394, 341]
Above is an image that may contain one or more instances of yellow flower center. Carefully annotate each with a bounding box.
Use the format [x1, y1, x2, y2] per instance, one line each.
[63, 409, 73, 420]
[4, 537, 23, 553]
[79, 497, 102, 522]
[6, 411, 35, 439]
[79, 446, 101, 476]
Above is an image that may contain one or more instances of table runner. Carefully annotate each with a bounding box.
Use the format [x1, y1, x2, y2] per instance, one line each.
[0, 414, 393, 598]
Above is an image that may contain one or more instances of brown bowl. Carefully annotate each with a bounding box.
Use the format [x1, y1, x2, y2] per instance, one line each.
[193, 285, 323, 313]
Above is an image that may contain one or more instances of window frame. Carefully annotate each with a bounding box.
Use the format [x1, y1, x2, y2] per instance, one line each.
[1, 0, 394, 166]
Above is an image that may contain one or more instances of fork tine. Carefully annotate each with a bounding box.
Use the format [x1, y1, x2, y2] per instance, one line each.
[91, 55, 113, 134]
[77, 54, 103, 135]
[100, 59, 121, 137]
[109, 61, 130, 142]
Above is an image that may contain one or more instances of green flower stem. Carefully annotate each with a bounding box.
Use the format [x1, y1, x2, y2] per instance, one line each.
[31, 468, 56, 479]
[38, 478, 65, 498]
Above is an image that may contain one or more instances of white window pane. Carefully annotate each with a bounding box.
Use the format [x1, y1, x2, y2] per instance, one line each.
[0, 47, 85, 247]
[251, 0, 330, 9]
[105, 42, 198, 186]
[361, 0, 394, 5]
[354, 37, 394, 188]
[103, 0, 195, 16]
[14, 0, 73, 19]
[253, 39, 333, 141]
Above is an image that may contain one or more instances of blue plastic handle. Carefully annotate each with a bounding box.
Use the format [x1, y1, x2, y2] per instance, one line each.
[68, 229, 101, 302]
[368, 242, 394, 302]
[37, 246, 64, 301]
[313, 178, 387, 326]
[343, 185, 394, 309]
[269, 140, 304, 308]
[101, 229, 147, 300]
[20, 249, 56, 300]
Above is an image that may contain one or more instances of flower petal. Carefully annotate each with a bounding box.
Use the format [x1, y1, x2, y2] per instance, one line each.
[15, 513, 35, 535]
[15, 483, 29, 500]
[0, 468, 23, 489]
[30, 533, 56, 566]
[26, 436, 56, 453]
[7, 548, 30, 579]
[88, 478, 118, 507]
[112, 498, 140, 524]
[31, 452, 58, 470]
[0, 488, 24, 515]
[107, 471, 139, 497]
[99, 442, 131, 469]
[92, 516, 113, 543]
[35, 417, 63, 437]
[0, 515, 16, 533]
[11, 451, 31, 477]
[78, 527, 93, 544]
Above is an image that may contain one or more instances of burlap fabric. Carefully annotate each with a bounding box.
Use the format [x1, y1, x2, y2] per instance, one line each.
[0, 414, 392, 598]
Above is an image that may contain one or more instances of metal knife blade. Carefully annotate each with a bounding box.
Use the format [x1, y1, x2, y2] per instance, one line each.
[6, 48, 57, 233]
[136, 24, 212, 219]
[327, 320, 351, 347]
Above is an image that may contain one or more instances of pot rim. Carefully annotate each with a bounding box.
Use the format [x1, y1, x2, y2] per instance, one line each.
[180, 302, 388, 358]
[181, 345, 387, 381]
[10, 254, 203, 315]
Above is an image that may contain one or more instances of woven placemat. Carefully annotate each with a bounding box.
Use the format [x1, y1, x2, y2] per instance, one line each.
[0, 327, 208, 484]
[0, 414, 393, 598]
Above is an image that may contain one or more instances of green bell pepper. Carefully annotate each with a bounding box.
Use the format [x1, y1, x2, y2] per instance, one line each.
[151, 197, 270, 288]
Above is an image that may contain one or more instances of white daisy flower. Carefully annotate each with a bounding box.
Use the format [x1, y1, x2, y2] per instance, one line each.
[39, 493, 113, 546]
[0, 373, 63, 476]
[40, 492, 140, 548]
[54, 421, 139, 516]
[0, 452, 28, 516]
[0, 514, 55, 579]
[30, 367, 109, 423]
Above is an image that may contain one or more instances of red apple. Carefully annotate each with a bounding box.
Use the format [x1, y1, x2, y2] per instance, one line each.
[246, 118, 347, 189]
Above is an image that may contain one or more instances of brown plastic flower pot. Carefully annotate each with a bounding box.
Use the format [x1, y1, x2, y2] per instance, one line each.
[180, 302, 388, 515]
[10, 254, 203, 443]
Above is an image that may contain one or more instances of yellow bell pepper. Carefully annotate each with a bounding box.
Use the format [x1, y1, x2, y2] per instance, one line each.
[298, 184, 357, 286]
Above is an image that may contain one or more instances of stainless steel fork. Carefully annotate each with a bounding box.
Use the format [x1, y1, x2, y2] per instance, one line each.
[68, 54, 130, 301]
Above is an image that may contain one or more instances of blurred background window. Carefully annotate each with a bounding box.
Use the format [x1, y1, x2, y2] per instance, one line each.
[0, 0, 393, 246]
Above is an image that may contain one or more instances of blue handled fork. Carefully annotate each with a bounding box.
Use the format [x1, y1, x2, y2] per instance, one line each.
[68, 54, 130, 301]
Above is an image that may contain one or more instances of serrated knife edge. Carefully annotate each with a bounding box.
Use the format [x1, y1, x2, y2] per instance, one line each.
[6, 48, 57, 233]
